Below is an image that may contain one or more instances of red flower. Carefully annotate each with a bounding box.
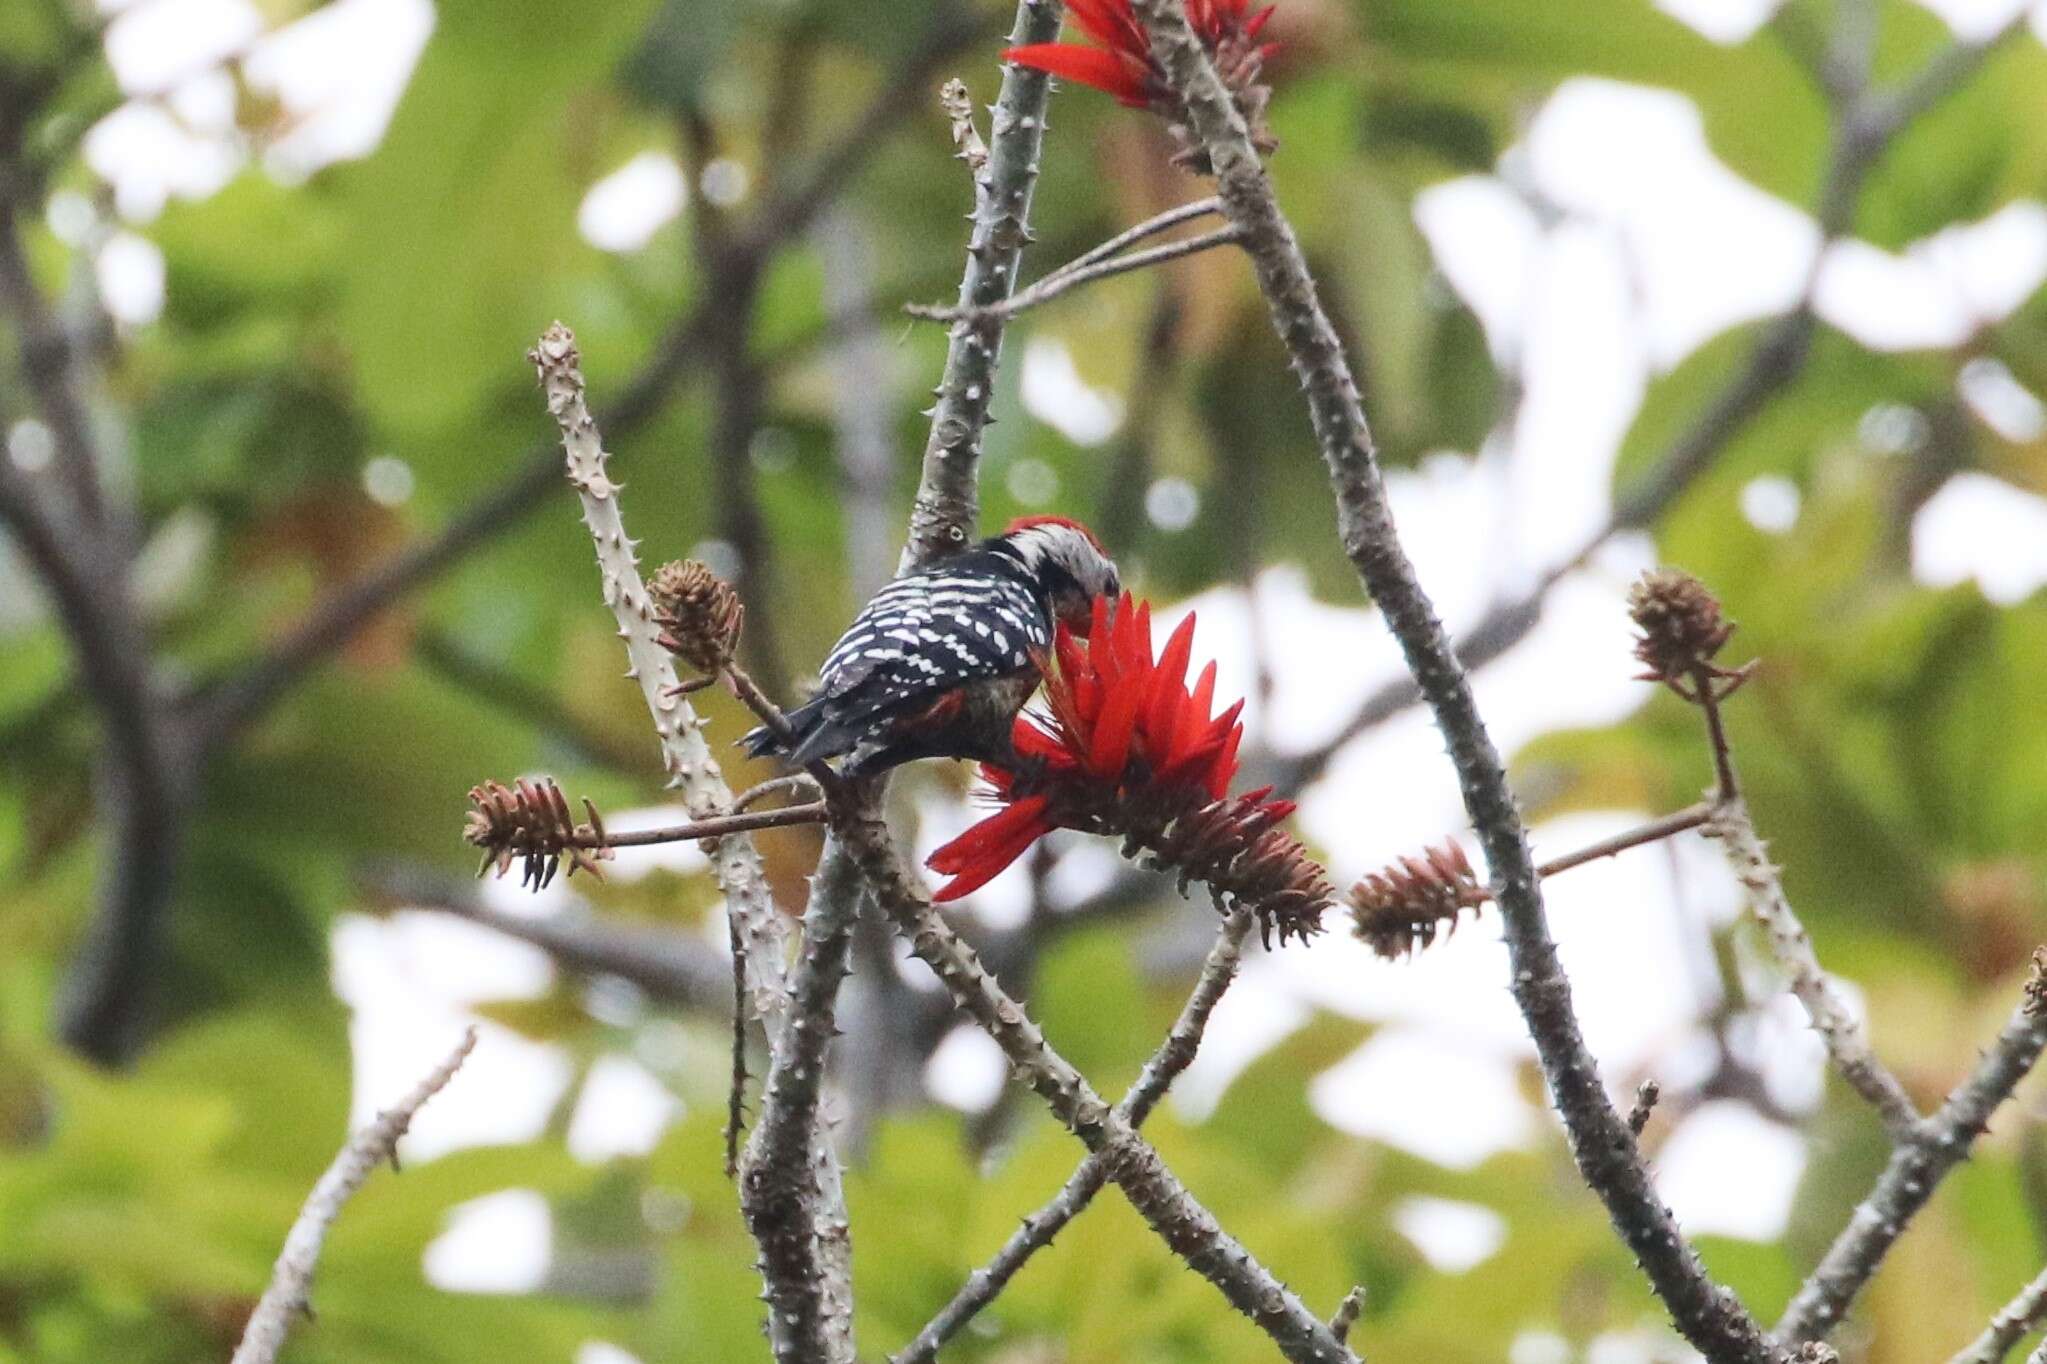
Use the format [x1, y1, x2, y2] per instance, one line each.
[927, 593, 1331, 944]
[1004, 0, 1280, 164]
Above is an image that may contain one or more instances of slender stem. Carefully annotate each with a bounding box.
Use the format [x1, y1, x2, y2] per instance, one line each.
[897, 0, 1065, 574]
[578, 802, 828, 848]
[231, 1030, 477, 1364]
[1949, 1261, 2047, 1364]
[1535, 803, 1714, 881]
[725, 915, 751, 1181]
[835, 807, 1359, 1364]
[1329, 1287, 1366, 1347]
[893, 912, 1255, 1363]
[1039, 195, 1223, 286]
[1127, 2, 1783, 1359]
[1708, 799, 1920, 1138]
[529, 324, 853, 1361]
[908, 225, 1244, 323]
[1775, 994, 2047, 1345]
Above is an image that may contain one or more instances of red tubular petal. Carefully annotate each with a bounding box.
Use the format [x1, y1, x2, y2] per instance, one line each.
[1245, 4, 1277, 38]
[1144, 613, 1195, 760]
[927, 795, 1051, 870]
[1088, 672, 1145, 778]
[1119, 598, 1153, 681]
[1002, 44, 1147, 103]
[1177, 660, 1218, 759]
[1208, 723, 1243, 800]
[1066, 0, 1144, 53]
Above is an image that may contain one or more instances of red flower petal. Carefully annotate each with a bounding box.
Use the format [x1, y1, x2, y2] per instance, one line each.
[1003, 43, 1148, 104]
[1207, 715, 1244, 800]
[928, 795, 1055, 901]
[1144, 612, 1196, 765]
[1245, 3, 1276, 38]
[1176, 659, 1218, 763]
[1088, 668, 1146, 778]
[1066, 0, 1147, 54]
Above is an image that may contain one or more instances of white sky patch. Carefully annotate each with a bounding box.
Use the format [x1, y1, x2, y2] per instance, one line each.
[1021, 336, 1124, 445]
[95, 231, 166, 325]
[1414, 175, 1544, 365]
[578, 152, 688, 253]
[1391, 1196, 1509, 1273]
[104, 0, 262, 95]
[84, 101, 241, 221]
[567, 1055, 683, 1162]
[1167, 963, 1310, 1121]
[331, 912, 570, 1161]
[924, 1024, 1009, 1113]
[168, 69, 238, 134]
[243, 0, 434, 179]
[1959, 356, 2047, 442]
[1656, 0, 1780, 43]
[577, 1345, 647, 1364]
[424, 1189, 552, 1293]
[1311, 1028, 1537, 1169]
[1916, 0, 2041, 41]
[1525, 79, 1817, 364]
[1656, 1100, 1808, 1240]
[1913, 472, 2047, 603]
[1740, 474, 1800, 534]
[1819, 202, 2047, 350]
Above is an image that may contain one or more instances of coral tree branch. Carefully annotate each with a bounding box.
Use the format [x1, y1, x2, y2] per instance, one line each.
[231, 1030, 477, 1364]
[1123, 3, 1783, 1359]
[894, 911, 1255, 1363]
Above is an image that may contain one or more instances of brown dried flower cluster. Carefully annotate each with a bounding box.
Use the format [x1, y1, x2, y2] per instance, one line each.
[1119, 785, 1334, 947]
[1627, 569, 1748, 694]
[464, 777, 612, 888]
[1347, 840, 1487, 959]
[649, 559, 744, 674]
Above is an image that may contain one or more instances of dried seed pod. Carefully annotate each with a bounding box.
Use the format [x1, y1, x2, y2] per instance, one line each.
[1348, 840, 1486, 959]
[649, 559, 745, 673]
[1628, 569, 1736, 686]
[463, 776, 612, 888]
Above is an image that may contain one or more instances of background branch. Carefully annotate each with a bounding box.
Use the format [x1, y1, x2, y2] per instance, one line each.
[1130, 3, 1784, 1358]
[230, 1029, 476, 1364]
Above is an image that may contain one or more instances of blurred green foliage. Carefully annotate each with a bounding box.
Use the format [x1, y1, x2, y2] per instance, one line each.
[2, 0, 2047, 1359]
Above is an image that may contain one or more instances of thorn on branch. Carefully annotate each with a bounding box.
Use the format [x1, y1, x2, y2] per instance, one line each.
[939, 77, 990, 185]
[464, 777, 613, 887]
[1628, 1079, 1661, 1137]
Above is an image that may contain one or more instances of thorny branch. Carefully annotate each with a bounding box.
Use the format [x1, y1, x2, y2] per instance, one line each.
[1127, 1, 1784, 1359]
[894, 911, 1256, 1363]
[910, 224, 1244, 323]
[1950, 1259, 2047, 1364]
[230, 1030, 477, 1364]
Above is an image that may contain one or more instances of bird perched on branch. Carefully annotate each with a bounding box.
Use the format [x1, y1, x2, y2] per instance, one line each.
[743, 516, 1120, 777]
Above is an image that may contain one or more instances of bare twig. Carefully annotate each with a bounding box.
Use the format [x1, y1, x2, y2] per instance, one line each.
[1329, 1286, 1366, 1347]
[1708, 800, 1919, 1138]
[939, 77, 989, 183]
[1775, 992, 2047, 1346]
[231, 1029, 477, 1364]
[907, 224, 1244, 323]
[725, 914, 751, 1181]
[1949, 1261, 2047, 1364]
[897, 0, 1064, 573]
[529, 324, 853, 1360]
[835, 806, 1360, 1364]
[894, 911, 1255, 1363]
[1128, 2, 1783, 1358]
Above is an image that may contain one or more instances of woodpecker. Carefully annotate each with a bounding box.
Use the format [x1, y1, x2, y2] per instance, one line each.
[743, 516, 1120, 777]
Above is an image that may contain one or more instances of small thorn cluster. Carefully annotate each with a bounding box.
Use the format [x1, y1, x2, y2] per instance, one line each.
[464, 777, 612, 888]
[649, 559, 745, 675]
[1346, 840, 1486, 959]
[2026, 945, 2047, 1018]
[1627, 569, 1751, 697]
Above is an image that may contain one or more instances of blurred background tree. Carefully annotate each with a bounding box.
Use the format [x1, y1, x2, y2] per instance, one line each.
[2, 0, 2047, 1359]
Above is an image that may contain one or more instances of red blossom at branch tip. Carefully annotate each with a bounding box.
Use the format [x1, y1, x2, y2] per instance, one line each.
[927, 592, 1331, 945]
[1005, 0, 1279, 169]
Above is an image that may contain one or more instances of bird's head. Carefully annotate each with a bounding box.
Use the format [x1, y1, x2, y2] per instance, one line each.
[998, 515, 1120, 636]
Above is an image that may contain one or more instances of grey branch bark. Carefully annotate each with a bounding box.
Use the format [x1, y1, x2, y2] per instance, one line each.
[231, 1029, 476, 1364]
[1950, 1261, 2047, 1364]
[897, 0, 1064, 573]
[834, 808, 1360, 1364]
[530, 325, 854, 1359]
[1775, 995, 2047, 1346]
[894, 911, 1255, 1363]
[1127, 3, 1783, 1360]
[1707, 800, 1919, 1136]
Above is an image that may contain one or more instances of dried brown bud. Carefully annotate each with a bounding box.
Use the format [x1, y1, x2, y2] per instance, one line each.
[1628, 569, 1736, 686]
[2026, 945, 2047, 1018]
[464, 776, 611, 889]
[1347, 840, 1486, 959]
[649, 559, 744, 673]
